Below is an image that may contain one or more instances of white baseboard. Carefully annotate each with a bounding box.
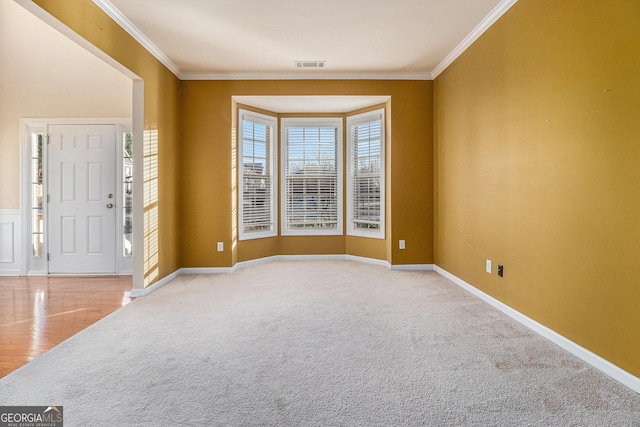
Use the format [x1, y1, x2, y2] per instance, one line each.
[434, 266, 640, 394]
[277, 254, 347, 262]
[130, 268, 181, 297]
[26, 271, 47, 276]
[390, 263, 434, 271]
[181, 266, 236, 275]
[142, 255, 432, 297]
[182, 255, 358, 275]
[232, 255, 278, 271]
[235, 254, 389, 270]
[345, 255, 391, 268]
[0, 270, 21, 276]
[136, 256, 344, 296]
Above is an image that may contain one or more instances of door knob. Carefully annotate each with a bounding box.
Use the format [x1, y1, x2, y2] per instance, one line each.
[107, 203, 114, 209]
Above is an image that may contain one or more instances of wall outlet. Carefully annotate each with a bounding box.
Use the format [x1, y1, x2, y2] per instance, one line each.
[497, 264, 504, 278]
[217, 242, 224, 252]
[486, 260, 492, 274]
[399, 240, 406, 250]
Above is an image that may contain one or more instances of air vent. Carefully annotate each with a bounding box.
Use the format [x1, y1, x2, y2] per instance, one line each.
[294, 61, 326, 69]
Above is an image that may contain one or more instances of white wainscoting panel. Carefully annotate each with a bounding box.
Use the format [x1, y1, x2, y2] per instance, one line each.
[0, 210, 21, 275]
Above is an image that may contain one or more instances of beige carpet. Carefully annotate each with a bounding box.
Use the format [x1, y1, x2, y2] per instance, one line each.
[1, 260, 639, 426]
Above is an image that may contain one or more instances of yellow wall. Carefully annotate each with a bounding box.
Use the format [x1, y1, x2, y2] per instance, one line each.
[434, 0, 640, 376]
[181, 80, 433, 267]
[33, 0, 183, 285]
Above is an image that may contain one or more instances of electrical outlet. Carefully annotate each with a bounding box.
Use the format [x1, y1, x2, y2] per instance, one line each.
[497, 264, 504, 278]
[399, 240, 406, 250]
[217, 242, 224, 252]
[486, 260, 492, 274]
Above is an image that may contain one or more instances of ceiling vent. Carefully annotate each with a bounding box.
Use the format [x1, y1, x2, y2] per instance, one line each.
[295, 61, 326, 69]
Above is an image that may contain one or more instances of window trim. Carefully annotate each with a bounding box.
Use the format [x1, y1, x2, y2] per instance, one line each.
[346, 108, 385, 239]
[280, 117, 344, 236]
[238, 109, 278, 241]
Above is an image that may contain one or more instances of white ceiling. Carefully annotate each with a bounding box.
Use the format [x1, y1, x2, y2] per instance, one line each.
[96, 0, 517, 80]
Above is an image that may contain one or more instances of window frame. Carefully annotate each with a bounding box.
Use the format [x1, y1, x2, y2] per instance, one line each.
[238, 109, 278, 241]
[280, 117, 344, 236]
[346, 108, 385, 239]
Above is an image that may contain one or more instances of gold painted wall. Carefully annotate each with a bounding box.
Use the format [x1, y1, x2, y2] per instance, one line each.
[434, 0, 640, 375]
[181, 80, 433, 267]
[33, 0, 183, 285]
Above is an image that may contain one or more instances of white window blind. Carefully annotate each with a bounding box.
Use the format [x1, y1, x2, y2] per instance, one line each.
[239, 110, 277, 240]
[347, 109, 385, 238]
[281, 118, 343, 235]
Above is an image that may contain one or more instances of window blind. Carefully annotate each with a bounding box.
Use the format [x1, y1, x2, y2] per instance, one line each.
[348, 110, 384, 238]
[282, 121, 342, 234]
[239, 111, 276, 239]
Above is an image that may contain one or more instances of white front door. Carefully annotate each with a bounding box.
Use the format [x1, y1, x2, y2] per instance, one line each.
[48, 124, 117, 274]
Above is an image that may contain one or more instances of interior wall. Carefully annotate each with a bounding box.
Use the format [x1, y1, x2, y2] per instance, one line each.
[434, 0, 640, 376]
[0, 0, 131, 209]
[31, 0, 183, 286]
[181, 80, 433, 268]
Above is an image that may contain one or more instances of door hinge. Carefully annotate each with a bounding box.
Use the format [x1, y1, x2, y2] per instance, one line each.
[47, 194, 50, 203]
[45, 135, 50, 144]
[47, 253, 50, 261]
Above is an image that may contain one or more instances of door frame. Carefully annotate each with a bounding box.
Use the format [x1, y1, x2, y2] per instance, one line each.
[20, 118, 132, 276]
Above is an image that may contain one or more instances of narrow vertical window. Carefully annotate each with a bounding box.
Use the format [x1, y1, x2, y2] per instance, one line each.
[238, 110, 277, 240]
[281, 118, 343, 235]
[31, 132, 44, 257]
[347, 109, 385, 238]
[123, 132, 133, 256]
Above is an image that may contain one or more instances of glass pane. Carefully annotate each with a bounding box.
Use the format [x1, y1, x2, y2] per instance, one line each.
[124, 132, 133, 157]
[243, 140, 254, 157]
[123, 230, 133, 256]
[123, 132, 133, 256]
[32, 191, 43, 210]
[31, 133, 43, 158]
[32, 209, 42, 233]
[240, 116, 276, 237]
[33, 233, 43, 258]
[31, 132, 44, 257]
[284, 124, 339, 230]
[350, 117, 383, 234]
[31, 159, 41, 184]
[32, 209, 43, 258]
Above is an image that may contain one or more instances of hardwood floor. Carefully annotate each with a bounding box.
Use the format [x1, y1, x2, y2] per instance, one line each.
[0, 276, 132, 378]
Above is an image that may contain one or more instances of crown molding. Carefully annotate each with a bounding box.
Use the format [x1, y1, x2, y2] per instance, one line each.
[93, 0, 516, 82]
[92, 0, 181, 78]
[180, 72, 433, 81]
[431, 0, 518, 78]
[94, 0, 432, 81]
